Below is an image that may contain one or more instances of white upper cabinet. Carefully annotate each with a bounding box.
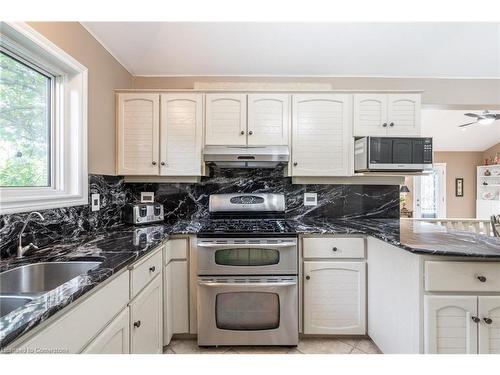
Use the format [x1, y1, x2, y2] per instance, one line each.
[116, 93, 160, 175]
[353, 94, 388, 136]
[205, 94, 247, 145]
[353, 93, 421, 136]
[478, 296, 500, 354]
[424, 295, 478, 354]
[160, 94, 203, 176]
[247, 94, 290, 145]
[292, 94, 352, 176]
[386, 94, 421, 135]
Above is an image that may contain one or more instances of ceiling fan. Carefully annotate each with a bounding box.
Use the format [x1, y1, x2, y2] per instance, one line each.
[459, 110, 500, 128]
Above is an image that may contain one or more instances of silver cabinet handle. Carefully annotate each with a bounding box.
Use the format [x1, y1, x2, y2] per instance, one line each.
[198, 242, 294, 248]
[240, 130, 245, 135]
[477, 275, 487, 282]
[248, 131, 253, 135]
[161, 162, 166, 166]
[472, 316, 480, 323]
[198, 281, 297, 288]
[484, 317, 493, 324]
[382, 123, 388, 127]
[389, 122, 394, 127]
[152, 161, 157, 166]
[134, 320, 141, 328]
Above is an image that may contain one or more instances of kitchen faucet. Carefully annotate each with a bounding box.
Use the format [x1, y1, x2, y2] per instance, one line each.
[17, 211, 45, 258]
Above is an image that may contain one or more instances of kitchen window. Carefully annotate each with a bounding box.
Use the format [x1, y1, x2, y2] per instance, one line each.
[0, 22, 88, 214]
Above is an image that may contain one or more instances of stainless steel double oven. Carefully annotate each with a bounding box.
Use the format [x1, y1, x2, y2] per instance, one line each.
[196, 194, 298, 346]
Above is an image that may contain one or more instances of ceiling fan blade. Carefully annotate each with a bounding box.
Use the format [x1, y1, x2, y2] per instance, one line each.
[459, 121, 477, 127]
[464, 113, 481, 118]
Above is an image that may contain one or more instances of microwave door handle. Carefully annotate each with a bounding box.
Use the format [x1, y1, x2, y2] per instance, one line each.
[198, 281, 297, 288]
[197, 243, 294, 248]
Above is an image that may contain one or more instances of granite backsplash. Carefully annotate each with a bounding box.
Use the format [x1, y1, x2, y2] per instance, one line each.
[0, 168, 399, 258]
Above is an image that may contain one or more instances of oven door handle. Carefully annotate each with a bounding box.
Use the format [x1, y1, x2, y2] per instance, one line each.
[197, 243, 295, 249]
[197, 281, 297, 288]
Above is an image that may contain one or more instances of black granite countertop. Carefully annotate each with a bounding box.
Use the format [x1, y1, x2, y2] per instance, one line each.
[288, 218, 500, 258]
[0, 224, 170, 350]
[1, 217, 499, 350]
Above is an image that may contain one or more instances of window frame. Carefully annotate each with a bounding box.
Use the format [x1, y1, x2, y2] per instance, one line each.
[0, 22, 88, 214]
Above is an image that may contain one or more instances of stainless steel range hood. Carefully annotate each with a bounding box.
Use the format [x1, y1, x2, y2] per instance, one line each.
[203, 145, 289, 168]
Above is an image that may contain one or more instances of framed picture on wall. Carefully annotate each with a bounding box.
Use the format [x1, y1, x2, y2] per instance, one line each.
[455, 178, 464, 197]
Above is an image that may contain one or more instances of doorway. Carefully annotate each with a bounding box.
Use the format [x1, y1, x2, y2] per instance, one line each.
[413, 163, 447, 218]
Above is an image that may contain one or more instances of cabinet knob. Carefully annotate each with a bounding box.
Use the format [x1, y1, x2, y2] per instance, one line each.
[152, 161, 157, 166]
[477, 275, 487, 282]
[248, 131, 253, 135]
[293, 162, 298, 166]
[389, 122, 394, 127]
[305, 275, 310, 280]
[149, 266, 156, 273]
[332, 247, 338, 252]
[161, 162, 166, 166]
[472, 316, 480, 323]
[382, 123, 388, 127]
[240, 130, 245, 135]
[134, 320, 141, 328]
[484, 317, 493, 324]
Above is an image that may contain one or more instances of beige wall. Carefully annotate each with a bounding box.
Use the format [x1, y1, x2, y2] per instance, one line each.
[482, 142, 500, 165]
[132, 76, 500, 107]
[28, 22, 133, 175]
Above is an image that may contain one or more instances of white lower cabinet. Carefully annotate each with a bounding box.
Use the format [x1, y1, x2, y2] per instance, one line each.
[478, 296, 500, 354]
[130, 274, 163, 354]
[424, 295, 478, 354]
[425, 295, 500, 354]
[83, 308, 130, 354]
[164, 259, 189, 344]
[303, 261, 366, 334]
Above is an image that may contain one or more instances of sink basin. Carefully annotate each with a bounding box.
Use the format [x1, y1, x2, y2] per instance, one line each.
[0, 295, 34, 317]
[0, 262, 101, 296]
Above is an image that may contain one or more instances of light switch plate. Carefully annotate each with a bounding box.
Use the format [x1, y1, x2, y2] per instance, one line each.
[303, 192, 318, 206]
[141, 192, 155, 203]
[91, 193, 100, 211]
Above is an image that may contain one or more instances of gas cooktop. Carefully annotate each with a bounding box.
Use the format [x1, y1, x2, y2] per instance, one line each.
[197, 219, 297, 238]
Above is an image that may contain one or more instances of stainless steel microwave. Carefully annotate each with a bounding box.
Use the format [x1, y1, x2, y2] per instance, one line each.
[354, 137, 433, 172]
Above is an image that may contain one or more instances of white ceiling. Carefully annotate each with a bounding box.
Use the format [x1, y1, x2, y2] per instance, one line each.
[421, 109, 500, 151]
[81, 22, 500, 77]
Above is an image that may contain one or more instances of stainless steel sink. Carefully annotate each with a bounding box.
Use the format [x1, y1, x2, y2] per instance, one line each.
[0, 296, 34, 317]
[0, 262, 101, 296]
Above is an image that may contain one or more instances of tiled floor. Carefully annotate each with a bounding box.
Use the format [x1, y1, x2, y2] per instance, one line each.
[163, 337, 382, 354]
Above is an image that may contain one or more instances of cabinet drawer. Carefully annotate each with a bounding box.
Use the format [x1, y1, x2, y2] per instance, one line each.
[303, 237, 365, 259]
[16, 270, 129, 353]
[130, 247, 163, 298]
[164, 238, 188, 264]
[425, 261, 500, 292]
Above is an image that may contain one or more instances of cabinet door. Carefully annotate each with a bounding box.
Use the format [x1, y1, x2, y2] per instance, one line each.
[424, 295, 478, 354]
[130, 275, 163, 354]
[117, 93, 160, 175]
[303, 261, 366, 334]
[478, 296, 500, 354]
[387, 93, 421, 136]
[353, 94, 388, 136]
[160, 94, 203, 176]
[247, 94, 289, 145]
[82, 308, 130, 354]
[171, 260, 189, 334]
[163, 262, 173, 345]
[205, 94, 247, 145]
[292, 94, 352, 176]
